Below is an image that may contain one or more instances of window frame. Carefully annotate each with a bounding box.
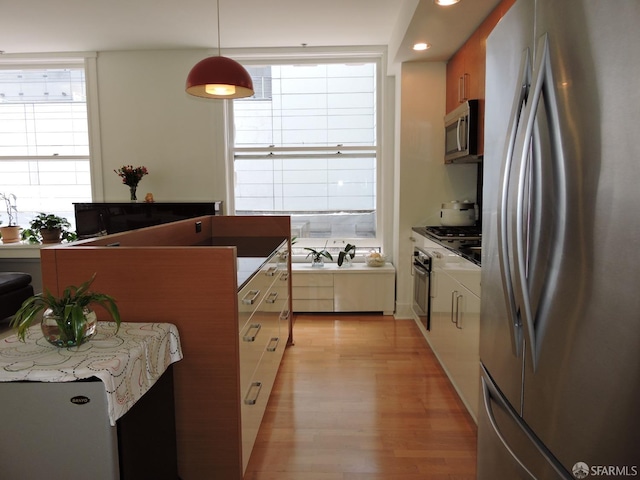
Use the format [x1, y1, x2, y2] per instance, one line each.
[227, 50, 386, 250]
[0, 53, 103, 229]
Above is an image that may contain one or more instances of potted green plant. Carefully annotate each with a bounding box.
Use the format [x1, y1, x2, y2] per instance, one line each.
[0, 193, 21, 244]
[304, 241, 333, 268]
[22, 212, 77, 244]
[11, 273, 121, 347]
[337, 243, 356, 267]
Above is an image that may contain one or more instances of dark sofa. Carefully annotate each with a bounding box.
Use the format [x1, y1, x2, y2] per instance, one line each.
[0, 272, 34, 325]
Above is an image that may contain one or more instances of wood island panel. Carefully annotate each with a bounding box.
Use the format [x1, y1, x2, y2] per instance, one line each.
[39, 215, 292, 480]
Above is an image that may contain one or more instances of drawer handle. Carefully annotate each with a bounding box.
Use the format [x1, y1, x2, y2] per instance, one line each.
[451, 290, 458, 323]
[266, 337, 280, 352]
[244, 382, 262, 405]
[280, 309, 290, 321]
[243, 323, 261, 342]
[456, 293, 463, 329]
[242, 289, 260, 305]
[265, 267, 278, 277]
[279, 272, 289, 281]
[266, 292, 278, 304]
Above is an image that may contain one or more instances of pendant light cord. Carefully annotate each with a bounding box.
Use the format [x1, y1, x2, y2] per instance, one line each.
[217, 0, 222, 57]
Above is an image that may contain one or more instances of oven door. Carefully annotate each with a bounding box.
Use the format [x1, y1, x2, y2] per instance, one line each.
[412, 261, 431, 331]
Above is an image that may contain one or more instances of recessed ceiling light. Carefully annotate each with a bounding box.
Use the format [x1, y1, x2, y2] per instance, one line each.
[413, 43, 431, 51]
[434, 0, 461, 6]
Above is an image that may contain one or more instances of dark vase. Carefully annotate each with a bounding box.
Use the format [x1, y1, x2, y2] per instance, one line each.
[129, 185, 137, 201]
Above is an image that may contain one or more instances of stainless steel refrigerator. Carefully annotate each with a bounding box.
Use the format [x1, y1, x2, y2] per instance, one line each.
[479, 0, 640, 478]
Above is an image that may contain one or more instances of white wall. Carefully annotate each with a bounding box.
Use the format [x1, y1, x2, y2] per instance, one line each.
[393, 61, 478, 318]
[95, 49, 228, 203]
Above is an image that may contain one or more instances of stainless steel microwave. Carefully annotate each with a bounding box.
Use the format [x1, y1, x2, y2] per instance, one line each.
[444, 99, 480, 163]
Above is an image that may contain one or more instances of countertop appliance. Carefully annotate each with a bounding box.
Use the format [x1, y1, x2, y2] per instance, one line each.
[444, 99, 480, 163]
[479, 0, 640, 478]
[440, 201, 477, 227]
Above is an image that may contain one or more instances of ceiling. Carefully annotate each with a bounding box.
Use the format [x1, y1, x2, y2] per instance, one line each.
[0, 0, 501, 65]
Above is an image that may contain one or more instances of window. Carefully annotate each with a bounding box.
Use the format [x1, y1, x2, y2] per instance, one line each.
[232, 61, 379, 240]
[0, 65, 91, 229]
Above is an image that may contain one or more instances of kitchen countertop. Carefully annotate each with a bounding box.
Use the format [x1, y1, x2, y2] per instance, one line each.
[237, 256, 274, 289]
[292, 262, 395, 273]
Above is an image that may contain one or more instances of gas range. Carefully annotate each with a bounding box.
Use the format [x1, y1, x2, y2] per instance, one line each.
[423, 225, 482, 242]
[413, 225, 482, 265]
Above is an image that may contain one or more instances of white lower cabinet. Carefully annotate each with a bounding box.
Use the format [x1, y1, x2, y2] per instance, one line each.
[292, 263, 395, 314]
[292, 273, 334, 312]
[238, 255, 289, 474]
[428, 264, 480, 421]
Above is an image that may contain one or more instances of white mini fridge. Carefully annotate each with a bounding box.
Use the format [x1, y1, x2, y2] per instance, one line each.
[0, 367, 178, 480]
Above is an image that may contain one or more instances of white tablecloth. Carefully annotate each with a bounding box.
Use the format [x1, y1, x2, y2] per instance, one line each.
[0, 322, 183, 425]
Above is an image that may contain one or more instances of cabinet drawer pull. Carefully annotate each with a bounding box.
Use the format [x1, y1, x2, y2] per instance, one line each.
[451, 290, 458, 323]
[456, 293, 463, 329]
[280, 309, 290, 321]
[242, 289, 260, 305]
[462, 72, 470, 101]
[266, 337, 280, 352]
[265, 266, 278, 277]
[266, 292, 279, 304]
[244, 382, 262, 405]
[242, 323, 261, 342]
[279, 272, 289, 281]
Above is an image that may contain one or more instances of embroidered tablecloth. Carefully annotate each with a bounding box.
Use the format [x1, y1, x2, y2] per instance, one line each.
[0, 322, 183, 425]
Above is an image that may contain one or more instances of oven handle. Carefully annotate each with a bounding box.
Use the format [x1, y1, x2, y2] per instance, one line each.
[412, 261, 430, 276]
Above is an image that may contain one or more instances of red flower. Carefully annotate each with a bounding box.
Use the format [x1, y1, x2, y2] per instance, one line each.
[114, 165, 149, 187]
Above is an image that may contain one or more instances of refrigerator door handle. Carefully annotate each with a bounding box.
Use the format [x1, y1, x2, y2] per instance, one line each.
[514, 33, 568, 370]
[497, 47, 531, 358]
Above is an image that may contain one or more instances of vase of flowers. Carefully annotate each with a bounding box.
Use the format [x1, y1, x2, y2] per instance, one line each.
[114, 165, 149, 202]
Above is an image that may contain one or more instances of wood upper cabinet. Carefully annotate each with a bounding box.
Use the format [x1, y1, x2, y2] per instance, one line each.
[446, 29, 483, 114]
[445, 48, 466, 112]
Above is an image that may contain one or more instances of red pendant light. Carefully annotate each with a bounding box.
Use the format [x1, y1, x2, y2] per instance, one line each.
[185, 0, 254, 100]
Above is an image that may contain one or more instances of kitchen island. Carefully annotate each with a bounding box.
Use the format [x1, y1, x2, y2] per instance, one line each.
[39, 215, 292, 479]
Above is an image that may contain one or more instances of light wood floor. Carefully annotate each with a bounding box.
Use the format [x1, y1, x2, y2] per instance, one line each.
[244, 314, 477, 480]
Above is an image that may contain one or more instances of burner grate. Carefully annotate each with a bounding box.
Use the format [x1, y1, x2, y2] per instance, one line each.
[425, 226, 482, 240]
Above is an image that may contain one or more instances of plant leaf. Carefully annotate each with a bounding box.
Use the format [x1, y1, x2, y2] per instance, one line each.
[70, 305, 86, 344]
